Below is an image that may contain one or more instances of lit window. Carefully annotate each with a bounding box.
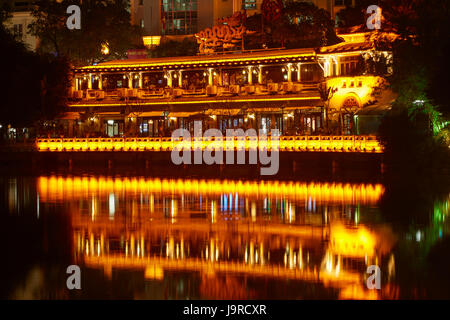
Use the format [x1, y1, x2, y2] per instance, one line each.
[243, 0, 257, 10]
[162, 0, 198, 35]
[140, 19, 145, 28]
[13, 24, 23, 40]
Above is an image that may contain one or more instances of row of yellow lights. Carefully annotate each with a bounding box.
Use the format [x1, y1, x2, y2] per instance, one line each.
[68, 96, 321, 108]
[37, 176, 384, 204]
[76, 52, 316, 72]
[36, 136, 383, 153]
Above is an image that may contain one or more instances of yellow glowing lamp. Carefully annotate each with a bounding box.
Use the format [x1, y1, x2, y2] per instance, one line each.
[101, 42, 110, 55]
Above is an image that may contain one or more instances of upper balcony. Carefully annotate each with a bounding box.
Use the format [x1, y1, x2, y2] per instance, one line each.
[69, 48, 325, 109]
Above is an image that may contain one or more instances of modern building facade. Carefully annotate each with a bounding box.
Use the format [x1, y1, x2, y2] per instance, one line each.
[132, 0, 356, 40]
[131, 0, 236, 37]
[2, 0, 39, 51]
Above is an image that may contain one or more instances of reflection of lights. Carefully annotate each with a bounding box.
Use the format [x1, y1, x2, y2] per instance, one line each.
[287, 202, 295, 223]
[171, 199, 178, 223]
[251, 202, 256, 222]
[91, 196, 96, 221]
[108, 193, 115, 220]
[329, 223, 377, 257]
[38, 176, 384, 207]
[149, 194, 154, 212]
[416, 230, 422, 242]
[37, 193, 39, 219]
[211, 200, 217, 223]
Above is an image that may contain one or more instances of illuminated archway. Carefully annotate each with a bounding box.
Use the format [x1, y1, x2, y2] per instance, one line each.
[342, 95, 360, 111]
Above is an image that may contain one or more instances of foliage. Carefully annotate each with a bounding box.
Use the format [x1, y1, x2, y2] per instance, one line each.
[245, 1, 340, 49]
[0, 22, 70, 127]
[0, 1, 12, 24]
[361, 0, 450, 177]
[28, 0, 142, 66]
[149, 37, 199, 58]
[335, 0, 374, 28]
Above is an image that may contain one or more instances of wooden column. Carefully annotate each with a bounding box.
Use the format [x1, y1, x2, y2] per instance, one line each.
[208, 69, 213, 86]
[74, 76, 79, 91]
[128, 73, 133, 88]
[258, 66, 263, 84]
[167, 71, 173, 88]
[248, 67, 253, 84]
[178, 71, 183, 88]
[98, 74, 103, 90]
[287, 64, 292, 82]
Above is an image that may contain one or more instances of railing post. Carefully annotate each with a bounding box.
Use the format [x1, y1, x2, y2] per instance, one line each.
[98, 73, 103, 90]
[88, 73, 92, 89]
[258, 66, 263, 84]
[178, 70, 183, 88]
[128, 73, 133, 89]
[287, 63, 292, 82]
[297, 63, 302, 82]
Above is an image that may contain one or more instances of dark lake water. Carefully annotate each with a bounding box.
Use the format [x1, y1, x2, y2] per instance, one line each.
[1, 172, 449, 299]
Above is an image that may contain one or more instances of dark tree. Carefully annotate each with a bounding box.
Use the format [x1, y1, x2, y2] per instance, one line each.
[376, 0, 450, 177]
[245, 1, 340, 49]
[0, 20, 70, 129]
[29, 0, 143, 66]
[335, 0, 376, 28]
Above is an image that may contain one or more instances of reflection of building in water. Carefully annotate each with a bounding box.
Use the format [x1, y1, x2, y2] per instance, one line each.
[38, 175, 392, 299]
[38, 176, 384, 205]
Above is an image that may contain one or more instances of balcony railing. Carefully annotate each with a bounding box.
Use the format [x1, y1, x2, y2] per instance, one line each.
[36, 136, 383, 153]
[69, 81, 320, 102]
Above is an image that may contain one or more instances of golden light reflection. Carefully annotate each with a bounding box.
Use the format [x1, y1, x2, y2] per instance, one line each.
[329, 223, 377, 257]
[37, 176, 384, 205]
[36, 175, 393, 299]
[70, 210, 390, 300]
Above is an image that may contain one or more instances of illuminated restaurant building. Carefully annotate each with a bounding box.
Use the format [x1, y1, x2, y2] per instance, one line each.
[65, 31, 393, 138]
